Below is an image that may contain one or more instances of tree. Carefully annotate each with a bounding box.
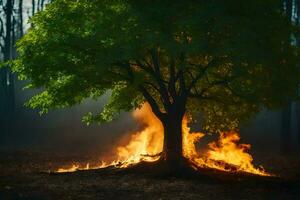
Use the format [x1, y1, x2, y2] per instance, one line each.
[291, 0, 300, 148]
[12, 0, 300, 172]
[19, 0, 23, 37]
[281, 0, 300, 152]
[0, 0, 15, 135]
[280, 0, 294, 154]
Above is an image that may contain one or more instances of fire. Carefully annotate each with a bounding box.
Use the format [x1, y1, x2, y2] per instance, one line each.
[182, 117, 271, 176]
[111, 103, 163, 167]
[56, 103, 271, 176]
[206, 132, 268, 175]
[57, 163, 89, 173]
[182, 117, 205, 161]
[56, 104, 163, 172]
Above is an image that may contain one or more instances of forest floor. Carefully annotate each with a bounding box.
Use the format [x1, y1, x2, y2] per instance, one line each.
[0, 151, 299, 200]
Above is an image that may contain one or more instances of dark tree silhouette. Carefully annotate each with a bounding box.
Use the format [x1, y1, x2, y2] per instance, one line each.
[0, 0, 14, 124]
[32, 0, 35, 16]
[281, 0, 300, 152]
[280, 0, 294, 153]
[19, 0, 23, 37]
[295, 0, 300, 147]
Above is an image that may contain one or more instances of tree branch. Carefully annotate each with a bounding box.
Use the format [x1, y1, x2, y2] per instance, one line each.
[177, 52, 187, 97]
[145, 81, 161, 94]
[188, 76, 238, 100]
[113, 61, 165, 119]
[139, 85, 165, 119]
[168, 55, 177, 100]
[148, 49, 171, 107]
[186, 58, 221, 93]
[111, 62, 134, 81]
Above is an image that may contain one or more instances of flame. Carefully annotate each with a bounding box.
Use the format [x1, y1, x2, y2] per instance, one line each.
[56, 103, 271, 176]
[112, 103, 163, 167]
[57, 164, 80, 173]
[56, 104, 163, 172]
[182, 117, 271, 176]
[182, 117, 205, 160]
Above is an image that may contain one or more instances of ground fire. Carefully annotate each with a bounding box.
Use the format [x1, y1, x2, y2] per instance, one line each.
[57, 104, 271, 176]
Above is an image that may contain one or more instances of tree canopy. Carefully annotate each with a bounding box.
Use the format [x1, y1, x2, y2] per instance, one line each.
[12, 0, 300, 132]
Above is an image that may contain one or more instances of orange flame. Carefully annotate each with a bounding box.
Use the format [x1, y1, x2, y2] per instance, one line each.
[56, 103, 271, 176]
[182, 117, 271, 176]
[57, 104, 163, 172]
[112, 103, 163, 167]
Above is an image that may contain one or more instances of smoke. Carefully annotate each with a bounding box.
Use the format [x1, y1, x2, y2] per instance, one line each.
[1, 81, 300, 156]
[0, 80, 140, 156]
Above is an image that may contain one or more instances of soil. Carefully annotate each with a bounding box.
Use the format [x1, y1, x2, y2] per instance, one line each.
[0, 151, 299, 200]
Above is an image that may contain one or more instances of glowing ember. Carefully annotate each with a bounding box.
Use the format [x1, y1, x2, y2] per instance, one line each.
[57, 163, 90, 173]
[56, 103, 272, 176]
[57, 164, 80, 173]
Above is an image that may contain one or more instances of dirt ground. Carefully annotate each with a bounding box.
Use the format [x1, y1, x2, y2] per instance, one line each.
[0, 151, 299, 200]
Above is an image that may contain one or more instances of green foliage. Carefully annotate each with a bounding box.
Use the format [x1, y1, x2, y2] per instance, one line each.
[12, 0, 300, 132]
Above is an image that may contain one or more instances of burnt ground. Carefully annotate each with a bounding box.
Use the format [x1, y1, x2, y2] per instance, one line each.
[0, 151, 299, 200]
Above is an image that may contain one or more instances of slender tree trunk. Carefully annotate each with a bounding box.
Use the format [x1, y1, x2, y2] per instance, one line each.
[295, 103, 300, 147]
[32, 0, 35, 16]
[37, 0, 40, 11]
[2, 0, 13, 101]
[19, 0, 24, 37]
[279, 0, 294, 154]
[281, 102, 292, 153]
[286, 0, 293, 21]
[294, 0, 300, 150]
[4, 0, 12, 61]
[41, 0, 45, 10]
[5, 0, 14, 113]
[0, 0, 13, 139]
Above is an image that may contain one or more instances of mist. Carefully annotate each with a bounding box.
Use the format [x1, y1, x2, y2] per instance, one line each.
[1, 79, 300, 156]
[0, 79, 141, 155]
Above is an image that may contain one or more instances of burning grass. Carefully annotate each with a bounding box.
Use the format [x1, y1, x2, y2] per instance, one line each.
[55, 104, 272, 177]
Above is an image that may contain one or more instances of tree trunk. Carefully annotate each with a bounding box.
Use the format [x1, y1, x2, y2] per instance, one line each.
[41, 0, 45, 10]
[0, 0, 13, 135]
[295, 103, 300, 148]
[32, 0, 35, 16]
[281, 102, 292, 154]
[286, 0, 293, 21]
[19, 0, 24, 37]
[161, 109, 185, 173]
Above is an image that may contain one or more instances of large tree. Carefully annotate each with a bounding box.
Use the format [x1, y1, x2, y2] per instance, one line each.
[12, 0, 300, 171]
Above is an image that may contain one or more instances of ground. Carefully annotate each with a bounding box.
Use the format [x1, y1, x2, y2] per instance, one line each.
[0, 151, 299, 200]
